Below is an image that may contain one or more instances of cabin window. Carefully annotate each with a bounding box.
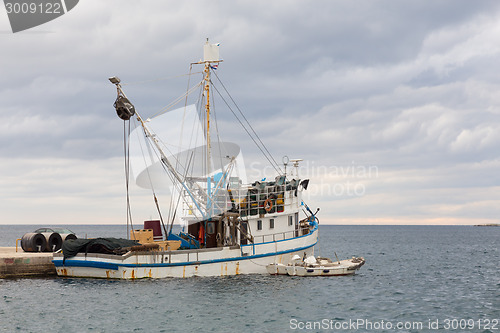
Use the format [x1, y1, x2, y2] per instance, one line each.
[270, 218, 275, 229]
[288, 216, 293, 226]
[257, 220, 262, 230]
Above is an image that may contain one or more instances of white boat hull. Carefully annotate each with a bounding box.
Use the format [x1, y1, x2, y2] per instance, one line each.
[286, 264, 354, 276]
[266, 257, 365, 277]
[53, 226, 318, 279]
[266, 262, 288, 275]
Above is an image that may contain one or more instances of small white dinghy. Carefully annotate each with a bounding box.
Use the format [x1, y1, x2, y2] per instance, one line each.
[267, 255, 365, 276]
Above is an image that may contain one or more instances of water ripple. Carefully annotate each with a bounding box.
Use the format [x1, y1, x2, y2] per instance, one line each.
[0, 225, 498, 332]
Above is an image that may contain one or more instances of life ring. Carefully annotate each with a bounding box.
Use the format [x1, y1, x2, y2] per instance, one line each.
[264, 198, 273, 212]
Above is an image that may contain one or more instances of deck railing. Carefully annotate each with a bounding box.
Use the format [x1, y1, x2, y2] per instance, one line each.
[251, 226, 310, 245]
[182, 178, 302, 219]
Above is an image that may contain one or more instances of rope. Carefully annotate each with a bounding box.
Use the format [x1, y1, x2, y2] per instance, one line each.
[211, 82, 282, 175]
[212, 70, 283, 174]
[153, 194, 168, 238]
[168, 64, 196, 227]
[151, 80, 203, 119]
[123, 120, 134, 238]
[121, 71, 202, 86]
[132, 118, 190, 233]
[132, 120, 169, 238]
[210, 89, 225, 172]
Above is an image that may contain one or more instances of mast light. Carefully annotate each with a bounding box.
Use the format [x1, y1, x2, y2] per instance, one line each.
[108, 76, 121, 85]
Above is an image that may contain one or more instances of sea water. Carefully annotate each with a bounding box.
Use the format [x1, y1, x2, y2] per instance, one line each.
[0, 225, 498, 332]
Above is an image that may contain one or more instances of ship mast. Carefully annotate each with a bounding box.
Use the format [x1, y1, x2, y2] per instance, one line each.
[200, 39, 221, 216]
[110, 41, 224, 221]
[201, 40, 221, 171]
[204, 61, 211, 176]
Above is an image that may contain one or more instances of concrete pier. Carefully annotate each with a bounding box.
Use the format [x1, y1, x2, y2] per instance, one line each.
[0, 247, 56, 278]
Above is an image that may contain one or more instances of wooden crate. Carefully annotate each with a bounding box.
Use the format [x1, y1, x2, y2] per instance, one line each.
[154, 240, 181, 251]
[130, 229, 153, 244]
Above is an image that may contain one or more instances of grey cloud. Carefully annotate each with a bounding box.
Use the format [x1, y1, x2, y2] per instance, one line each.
[1, 0, 500, 224]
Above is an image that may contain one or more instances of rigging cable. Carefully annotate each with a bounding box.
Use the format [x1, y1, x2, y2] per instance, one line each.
[121, 71, 202, 86]
[137, 121, 207, 221]
[211, 80, 282, 175]
[151, 80, 204, 119]
[212, 70, 283, 174]
[167, 64, 197, 230]
[210, 84, 226, 173]
[123, 119, 134, 239]
[169, 151, 195, 236]
[132, 120, 169, 238]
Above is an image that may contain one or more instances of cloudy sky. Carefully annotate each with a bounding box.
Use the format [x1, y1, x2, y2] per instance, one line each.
[1, 0, 499, 225]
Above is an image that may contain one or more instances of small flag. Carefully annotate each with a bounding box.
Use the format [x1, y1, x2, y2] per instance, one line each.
[210, 64, 218, 70]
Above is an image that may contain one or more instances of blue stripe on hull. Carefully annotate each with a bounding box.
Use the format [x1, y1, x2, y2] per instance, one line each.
[53, 241, 317, 271]
[53, 260, 120, 270]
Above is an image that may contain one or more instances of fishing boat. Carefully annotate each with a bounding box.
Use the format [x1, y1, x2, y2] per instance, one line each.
[53, 41, 319, 279]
